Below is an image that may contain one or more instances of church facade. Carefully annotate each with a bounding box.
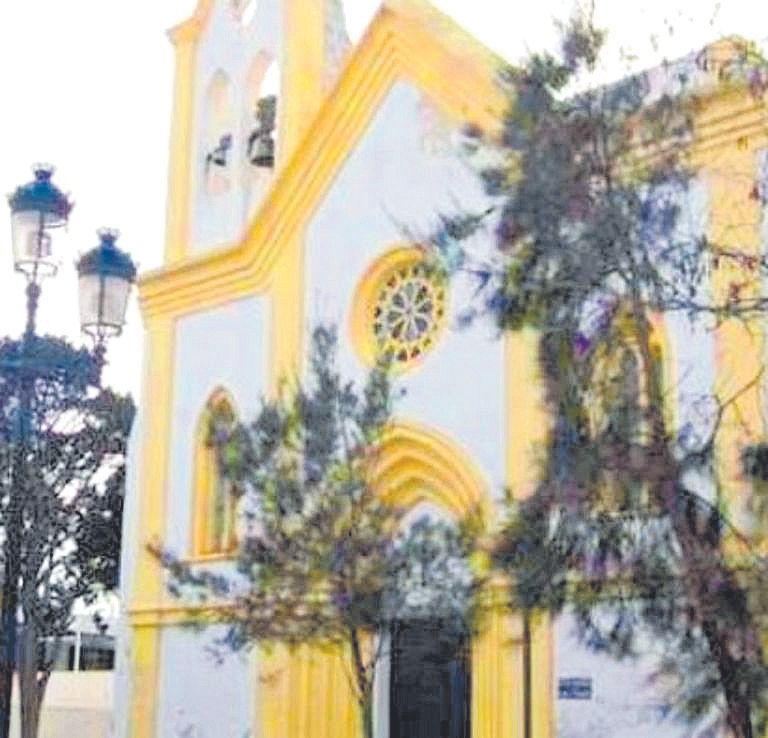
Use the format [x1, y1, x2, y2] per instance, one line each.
[115, 2, 768, 737]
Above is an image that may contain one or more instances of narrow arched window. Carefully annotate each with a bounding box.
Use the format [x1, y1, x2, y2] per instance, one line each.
[203, 71, 235, 196]
[192, 391, 238, 557]
[586, 312, 665, 510]
[244, 54, 280, 172]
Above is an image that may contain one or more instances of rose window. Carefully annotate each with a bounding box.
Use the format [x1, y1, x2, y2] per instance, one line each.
[371, 260, 447, 366]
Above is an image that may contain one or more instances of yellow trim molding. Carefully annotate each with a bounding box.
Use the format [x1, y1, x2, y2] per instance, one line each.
[706, 142, 766, 527]
[141, 0, 508, 319]
[167, 0, 216, 45]
[127, 318, 176, 738]
[164, 23, 200, 263]
[373, 418, 493, 522]
[281, 0, 329, 159]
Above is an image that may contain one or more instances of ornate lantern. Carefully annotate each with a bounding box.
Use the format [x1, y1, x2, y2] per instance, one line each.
[76, 229, 137, 339]
[8, 165, 73, 278]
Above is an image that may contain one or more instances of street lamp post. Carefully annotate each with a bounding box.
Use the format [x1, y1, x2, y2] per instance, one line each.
[0, 166, 135, 738]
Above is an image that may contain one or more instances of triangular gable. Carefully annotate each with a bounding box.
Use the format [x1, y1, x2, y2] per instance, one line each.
[140, 0, 510, 318]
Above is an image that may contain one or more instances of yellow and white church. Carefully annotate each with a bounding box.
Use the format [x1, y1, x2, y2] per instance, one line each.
[115, 1, 768, 737]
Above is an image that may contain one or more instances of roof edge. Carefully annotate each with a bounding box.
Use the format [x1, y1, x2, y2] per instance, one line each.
[167, 0, 216, 45]
[383, 0, 509, 72]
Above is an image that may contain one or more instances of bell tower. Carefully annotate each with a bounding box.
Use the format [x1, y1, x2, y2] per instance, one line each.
[164, 0, 350, 261]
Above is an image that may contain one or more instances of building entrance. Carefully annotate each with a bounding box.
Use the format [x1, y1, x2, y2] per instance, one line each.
[389, 619, 471, 738]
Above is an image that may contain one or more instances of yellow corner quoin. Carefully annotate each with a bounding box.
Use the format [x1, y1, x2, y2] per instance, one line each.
[128, 318, 175, 738]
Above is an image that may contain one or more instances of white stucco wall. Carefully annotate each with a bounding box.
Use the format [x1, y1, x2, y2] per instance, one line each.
[165, 296, 269, 553]
[305, 79, 507, 499]
[556, 613, 693, 738]
[148, 296, 268, 737]
[663, 176, 717, 500]
[12, 673, 113, 738]
[157, 626, 256, 738]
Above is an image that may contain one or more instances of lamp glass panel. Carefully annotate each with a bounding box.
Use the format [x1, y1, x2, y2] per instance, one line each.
[79, 274, 131, 336]
[78, 273, 102, 332]
[101, 275, 131, 331]
[11, 211, 58, 276]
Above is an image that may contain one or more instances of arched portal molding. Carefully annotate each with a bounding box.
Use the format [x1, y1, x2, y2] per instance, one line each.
[372, 419, 492, 524]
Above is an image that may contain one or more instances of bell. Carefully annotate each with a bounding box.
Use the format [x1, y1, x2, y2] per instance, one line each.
[249, 133, 275, 168]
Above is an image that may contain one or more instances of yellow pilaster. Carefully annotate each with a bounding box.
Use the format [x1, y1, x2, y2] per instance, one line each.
[506, 328, 550, 501]
[505, 327, 554, 735]
[529, 612, 554, 738]
[164, 32, 198, 264]
[128, 318, 176, 738]
[260, 642, 358, 738]
[260, 646, 291, 738]
[268, 233, 306, 393]
[703, 125, 766, 530]
[472, 598, 525, 738]
[281, 0, 328, 163]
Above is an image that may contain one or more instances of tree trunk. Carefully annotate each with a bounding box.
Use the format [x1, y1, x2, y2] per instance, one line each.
[359, 693, 374, 738]
[0, 460, 26, 738]
[700, 618, 753, 738]
[348, 627, 374, 738]
[629, 304, 758, 738]
[18, 623, 42, 738]
[0, 577, 18, 738]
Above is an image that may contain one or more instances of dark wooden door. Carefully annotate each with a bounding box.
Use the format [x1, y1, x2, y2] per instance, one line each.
[390, 619, 471, 738]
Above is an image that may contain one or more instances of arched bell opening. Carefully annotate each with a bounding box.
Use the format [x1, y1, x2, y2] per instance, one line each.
[244, 54, 281, 171]
[242, 52, 281, 217]
[202, 70, 235, 197]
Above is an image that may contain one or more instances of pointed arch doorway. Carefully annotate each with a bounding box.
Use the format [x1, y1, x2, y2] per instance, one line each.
[371, 422, 488, 738]
[389, 617, 471, 738]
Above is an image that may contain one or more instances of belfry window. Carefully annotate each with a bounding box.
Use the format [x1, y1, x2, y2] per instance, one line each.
[245, 56, 280, 174]
[203, 71, 235, 196]
[247, 94, 276, 168]
[192, 391, 238, 557]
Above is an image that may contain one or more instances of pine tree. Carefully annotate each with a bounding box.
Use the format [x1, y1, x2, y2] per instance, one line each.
[432, 9, 768, 736]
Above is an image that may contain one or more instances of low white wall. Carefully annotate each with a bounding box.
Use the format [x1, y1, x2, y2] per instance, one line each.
[11, 672, 113, 738]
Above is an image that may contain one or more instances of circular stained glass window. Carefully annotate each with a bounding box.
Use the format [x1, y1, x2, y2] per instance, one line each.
[370, 258, 447, 367]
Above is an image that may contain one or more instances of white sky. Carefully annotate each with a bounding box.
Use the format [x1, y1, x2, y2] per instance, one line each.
[0, 0, 766, 398]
